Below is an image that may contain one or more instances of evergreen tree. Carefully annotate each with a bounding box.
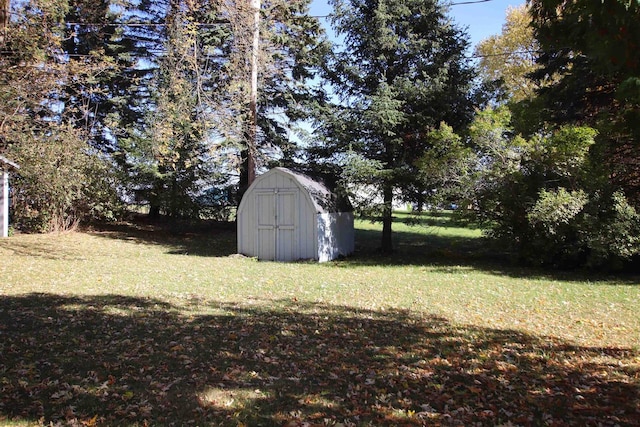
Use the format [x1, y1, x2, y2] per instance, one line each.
[257, 0, 330, 166]
[320, 0, 475, 252]
[140, 0, 220, 218]
[58, 0, 152, 154]
[1, 0, 330, 226]
[222, 0, 328, 196]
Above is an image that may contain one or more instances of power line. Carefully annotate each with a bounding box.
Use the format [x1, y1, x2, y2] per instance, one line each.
[450, 0, 494, 5]
[1, 48, 545, 61]
[64, 16, 328, 27]
[470, 49, 540, 59]
[64, 20, 229, 27]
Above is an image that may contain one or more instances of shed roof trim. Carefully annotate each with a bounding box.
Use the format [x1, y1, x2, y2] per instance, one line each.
[0, 155, 19, 170]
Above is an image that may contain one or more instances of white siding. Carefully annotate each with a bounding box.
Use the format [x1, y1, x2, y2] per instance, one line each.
[1, 170, 8, 238]
[317, 212, 354, 262]
[255, 191, 276, 260]
[276, 190, 298, 261]
[336, 212, 355, 256]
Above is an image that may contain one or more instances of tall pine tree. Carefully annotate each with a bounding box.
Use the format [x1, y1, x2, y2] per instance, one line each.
[320, 0, 475, 253]
[224, 0, 329, 196]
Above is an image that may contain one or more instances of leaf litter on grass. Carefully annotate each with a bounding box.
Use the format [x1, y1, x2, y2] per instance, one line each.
[0, 294, 638, 426]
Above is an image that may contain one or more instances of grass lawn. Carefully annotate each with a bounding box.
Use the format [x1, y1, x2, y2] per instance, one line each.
[1, 212, 638, 426]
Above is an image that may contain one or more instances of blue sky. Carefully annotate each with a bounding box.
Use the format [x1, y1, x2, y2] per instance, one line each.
[308, 0, 525, 51]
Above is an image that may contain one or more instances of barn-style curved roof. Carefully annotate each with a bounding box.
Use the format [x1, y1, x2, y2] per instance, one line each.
[242, 167, 352, 214]
[279, 168, 349, 213]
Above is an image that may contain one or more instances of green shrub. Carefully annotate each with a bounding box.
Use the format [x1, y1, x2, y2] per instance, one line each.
[582, 191, 640, 269]
[470, 109, 639, 269]
[10, 124, 124, 233]
[528, 188, 588, 235]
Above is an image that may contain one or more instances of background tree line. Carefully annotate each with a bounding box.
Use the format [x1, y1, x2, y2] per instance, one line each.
[1, 0, 326, 229]
[1, 0, 639, 269]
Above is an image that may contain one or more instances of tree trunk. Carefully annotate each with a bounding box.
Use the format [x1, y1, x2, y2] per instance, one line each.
[238, 0, 260, 205]
[238, 147, 255, 204]
[248, 0, 260, 184]
[0, 0, 9, 45]
[381, 181, 393, 253]
[148, 180, 163, 219]
[148, 204, 160, 219]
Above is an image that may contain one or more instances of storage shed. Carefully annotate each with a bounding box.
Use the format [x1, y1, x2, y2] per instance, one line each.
[0, 155, 19, 238]
[237, 167, 354, 262]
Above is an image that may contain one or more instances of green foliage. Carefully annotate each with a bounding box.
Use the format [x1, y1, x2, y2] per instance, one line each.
[469, 106, 524, 177]
[530, 0, 640, 200]
[10, 125, 122, 232]
[469, 107, 639, 269]
[338, 150, 385, 216]
[134, 1, 215, 219]
[528, 188, 588, 236]
[521, 189, 640, 269]
[531, 0, 640, 79]
[320, 0, 476, 251]
[523, 188, 588, 266]
[617, 77, 640, 104]
[471, 0, 640, 269]
[2, 0, 327, 227]
[215, 0, 328, 189]
[0, 0, 124, 231]
[415, 122, 475, 206]
[364, 83, 406, 138]
[257, 0, 329, 153]
[537, 126, 596, 177]
[582, 191, 640, 268]
[0, 0, 67, 149]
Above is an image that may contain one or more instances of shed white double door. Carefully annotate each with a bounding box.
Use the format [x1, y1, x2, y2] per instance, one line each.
[255, 189, 298, 261]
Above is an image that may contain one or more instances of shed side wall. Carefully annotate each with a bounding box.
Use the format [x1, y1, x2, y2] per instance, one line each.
[317, 212, 355, 262]
[237, 190, 255, 257]
[1, 170, 8, 238]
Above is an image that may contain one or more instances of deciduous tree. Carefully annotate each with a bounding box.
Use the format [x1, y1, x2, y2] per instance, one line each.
[475, 4, 541, 103]
[1, 0, 123, 231]
[468, 107, 640, 269]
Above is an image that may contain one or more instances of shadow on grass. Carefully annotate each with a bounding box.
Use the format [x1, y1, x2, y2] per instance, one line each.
[351, 226, 496, 265]
[1, 293, 638, 426]
[89, 217, 237, 257]
[348, 218, 640, 284]
[0, 239, 87, 260]
[85, 215, 640, 283]
[393, 210, 484, 230]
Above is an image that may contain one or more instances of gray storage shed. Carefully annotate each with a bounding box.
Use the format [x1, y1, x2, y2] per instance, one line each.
[1, 155, 19, 238]
[237, 167, 354, 262]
